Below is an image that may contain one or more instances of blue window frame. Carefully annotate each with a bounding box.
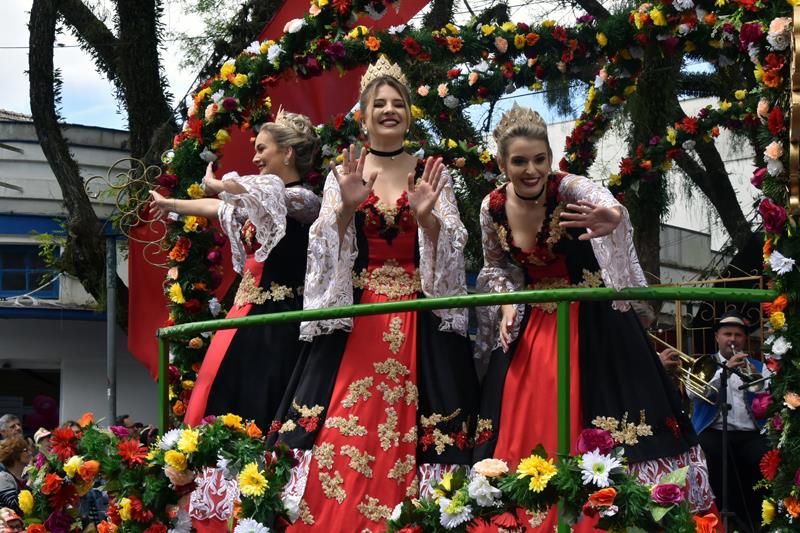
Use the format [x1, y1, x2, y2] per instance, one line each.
[0, 244, 59, 299]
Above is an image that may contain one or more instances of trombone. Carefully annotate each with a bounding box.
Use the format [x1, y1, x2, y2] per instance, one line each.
[648, 333, 719, 405]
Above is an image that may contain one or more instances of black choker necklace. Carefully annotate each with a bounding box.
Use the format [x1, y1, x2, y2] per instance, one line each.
[513, 184, 546, 205]
[369, 146, 405, 158]
[284, 180, 303, 188]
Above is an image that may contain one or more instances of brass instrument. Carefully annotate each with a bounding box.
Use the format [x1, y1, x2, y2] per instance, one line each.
[729, 343, 764, 389]
[648, 333, 719, 405]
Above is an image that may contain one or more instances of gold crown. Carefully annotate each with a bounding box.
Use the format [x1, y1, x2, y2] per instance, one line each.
[274, 106, 292, 128]
[360, 55, 408, 93]
[493, 103, 548, 140]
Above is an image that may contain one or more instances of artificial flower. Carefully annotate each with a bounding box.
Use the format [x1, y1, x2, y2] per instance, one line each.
[78, 412, 94, 427]
[118, 438, 148, 466]
[365, 36, 380, 51]
[41, 473, 63, 495]
[233, 518, 270, 533]
[220, 61, 235, 78]
[762, 499, 776, 525]
[63, 455, 84, 477]
[769, 250, 795, 275]
[160, 428, 181, 450]
[437, 84, 449, 97]
[771, 336, 792, 357]
[18, 490, 33, 514]
[79, 460, 100, 483]
[588, 487, 616, 507]
[417, 85, 429, 97]
[514, 34, 526, 49]
[177, 429, 200, 454]
[50, 427, 77, 461]
[467, 474, 502, 507]
[438, 495, 473, 529]
[751, 392, 772, 419]
[220, 413, 244, 431]
[473, 458, 508, 477]
[759, 198, 787, 234]
[238, 462, 268, 497]
[283, 18, 304, 33]
[769, 311, 785, 330]
[784, 391, 800, 409]
[480, 24, 495, 36]
[516, 455, 558, 492]
[576, 428, 615, 455]
[495, 36, 508, 53]
[187, 183, 205, 199]
[784, 496, 800, 518]
[579, 450, 622, 487]
[164, 450, 188, 472]
[596, 32, 607, 47]
[118, 498, 132, 521]
[651, 483, 684, 505]
[760, 449, 780, 481]
[692, 513, 718, 533]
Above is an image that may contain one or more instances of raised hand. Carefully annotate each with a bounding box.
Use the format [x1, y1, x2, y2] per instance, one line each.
[332, 144, 378, 213]
[558, 200, 621, 240]
[148, 190, 173, 220]
[407, 156, 445, 229]
[202, 162, 224, 196]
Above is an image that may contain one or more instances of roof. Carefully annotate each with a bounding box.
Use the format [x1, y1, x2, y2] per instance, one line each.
[0, 109, 33, 123]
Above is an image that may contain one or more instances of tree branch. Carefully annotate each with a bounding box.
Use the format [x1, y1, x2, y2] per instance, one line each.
[58, 0, 120, 82]
[572, 0, 610, 19]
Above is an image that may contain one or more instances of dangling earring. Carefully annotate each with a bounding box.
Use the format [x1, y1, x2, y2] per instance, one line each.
[283, 159, 290, 166]
[362, 128, 368, 136]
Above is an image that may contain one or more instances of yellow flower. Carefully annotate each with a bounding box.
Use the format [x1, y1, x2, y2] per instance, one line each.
[516, 455, 558, 493]
[446, 139, 457, 149]
[666, 127, 677, 146]
[501, 22, 516, 32]
[770, 311, 786, 330]
[542, 20, 555, 28]
[735, 89, 747, 101]
[220, 413, 244, 431]
[118, 498, 132, 521]
[177, 429, 200, 454]
[196, 88, 211, 102]
[608, 174, 621, 187]
[63, 455, 84, 478]
[349, 25, 369, 38]
[719, 100, 732, 112]
[715, 0, 727, 5]
[434, 472, 454, 497]
[168, 283, 185, 304]
[650, 8, 667, 26]
[211, 129, 231, 150]
[238, 462, 268, 497]
[232, 73, 248, 87]
[481, 24, 495, 36]
[660, 160, 673, 171]
[531, 82, 543, 90]
[220, 62, 235, 78]
[585, 86, 596, 113]
[445, 23, 459, 34]
[479, 150, 491, 164]
[318, 0, 329, 6]
[787, 0, 798, 6]
[187, 182, 205, 199]
[609, 96, 622, 105]
[633, 13, 643, 30]
[259, 41, 269, 54]
[754, 64, 764, 82]
[763, 499, 776, 525]
[183, 216, 199, 232]
[514, 34, 526, 49]
[411, 105, 424, 119]
[181, 380, 194, 391]
[164, 450, 188, 472]
[596, 32, 607, 47]
[18, 490, 33, 515]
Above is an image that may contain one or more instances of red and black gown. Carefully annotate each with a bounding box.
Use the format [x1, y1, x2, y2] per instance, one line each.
[268, 164, 479, 531]
[473, 175, 713, 530]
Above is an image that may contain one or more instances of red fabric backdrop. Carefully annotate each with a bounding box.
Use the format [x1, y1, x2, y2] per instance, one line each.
[128, 0, 429, 379]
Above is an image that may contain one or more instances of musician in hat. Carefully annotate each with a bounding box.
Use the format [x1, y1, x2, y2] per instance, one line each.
[689, 310, 770, 532]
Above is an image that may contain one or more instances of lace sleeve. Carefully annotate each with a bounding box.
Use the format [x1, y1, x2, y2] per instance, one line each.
[559, 174, 647, 310]
[417, 168, 469, 336]
[285, 187, 321, 224]
[217, 172, 287, 274]
[474, 195, 525, 361]
[299, 171, 358, 340]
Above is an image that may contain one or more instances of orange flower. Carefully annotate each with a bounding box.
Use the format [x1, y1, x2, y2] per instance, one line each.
[353, 109, 360, 122]
[588, 487, 617, 507]
[772, 294, 788, 312]
[80, 460, 101, 483]
[763, 70, 783, 89]
[27, 525, 47, 533]
[41, 472, 63, 495]
[97, 521, 119, 533]
[191, 363, 202, 373]
[784, 496, 800, 518]
[78, 412, 95, 427]
[526, 32, 540, 46]
[172, 400, 186, 416]
[447, 36, 463, 53]
[692, 513, 718, 533]
[785, 391, 800, 410]
[246, 422, 263, 439]
[703, 12, 717, 25]
[193, 282, 208, 292]
[365, 36, 380, 51]
[711, 127, 720, 137]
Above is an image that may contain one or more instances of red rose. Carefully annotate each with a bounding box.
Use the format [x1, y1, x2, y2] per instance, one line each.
[759, 198, 787, 234]
[576, 428, 615, 455]
[751, 392, 772, 420]
[768, 106, 785, 136]
[751, 167, 767, 189]
[41, 473, 63, 495]
[447, 68, 461, 79]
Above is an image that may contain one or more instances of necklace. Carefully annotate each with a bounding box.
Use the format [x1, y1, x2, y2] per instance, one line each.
[513, 183, 546, 205]
[284, 180, 303, 188]
[369, 146, 405, 159]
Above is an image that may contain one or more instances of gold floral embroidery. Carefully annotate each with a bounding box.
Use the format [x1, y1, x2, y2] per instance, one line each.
[527, 510, 547, 528]
[402, 426, 417, 443]
[342, 377, 373, 409]
[592, 410, 653, 446]
[340, 445, 375, 478]
[387, 454, 416, 484]
[404, 382, 418, 406]
[376, 201, 399, 226]
[374, 358, 410, 383]
[324, 415, 368, 437]
[406, 475, 419, 497]
[476, 417, 493, 435]
[526, 269, 603, 313]
[377, 382, 404, 404]
[299, 499, 315, 525]
[319, 470, 346, 503]
[429, 429, 455, 455]
[291, 401, 325, 418]
[313, 443, 335, 471]
[356, 495, 392, 522]
[495, 223, 510, 252]
[278, 420, 296, 433]
[352, 260, 422, 298]
[269, 282, 294, 301]
[420, 409, 461, 454]
[378, 407, 400, 451]
[545, 204, 569, 248]
[233, 269, 269, 308]
[420, 409, 461, 427]
[382, 316, 405, 354]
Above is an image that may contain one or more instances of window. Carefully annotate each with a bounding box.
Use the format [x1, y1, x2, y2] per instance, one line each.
[0, 244, 59, 299]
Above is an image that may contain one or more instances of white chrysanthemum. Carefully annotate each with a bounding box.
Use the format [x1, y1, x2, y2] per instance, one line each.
[387, 24, 406, 35]
[245, 41, 261, 55]
[390, 502, 402, 521]
[438, 497, 473, 529]
[769, 250, 796, 275]
[579, 450, 622, 487]
[772, 337, 792, 358]
[672, 0, 694, 11]
[210, 90, 225, 104]
[168, 508, 192, 533]
[267, 44, 283, 63]
[443, 95, 460, 109]
[281, 492, 301, 523]
[233, 518, 270, 533]
[159, 429, 182, 450]
[467, 475, 502, 507]
[284, 18, 304, 34]
[767, 158, 784, 177]
[209, 297, 221, 317]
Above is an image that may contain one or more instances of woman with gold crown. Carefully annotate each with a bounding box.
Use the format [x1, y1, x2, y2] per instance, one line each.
[473, 104, 713, 530]
[267, 57, 479, 530]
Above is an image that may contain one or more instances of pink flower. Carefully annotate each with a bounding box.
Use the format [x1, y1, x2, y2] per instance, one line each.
[437, 83, 449, 98]
[651, 483, 685, 505]
[109, 425, 130, 438]
[222, 97, 238, 112]
[751, 167, 767, 189]
[417, 85, 429, 97]
[772, 414, 784, 432]
[495, 36, 508, 53]
[751, 392, 772, 420]
[207, 249, 222, 264]
[468, 72, 479, 86]
[204, 103, 218, 121]
[764, 141, 783, 161]
[759, 197, 787, 234]
[576, 428, 615, 455]
[769, 17, 792, 36]
[757, 99, 770, 119]
[795, 466, 800, 488]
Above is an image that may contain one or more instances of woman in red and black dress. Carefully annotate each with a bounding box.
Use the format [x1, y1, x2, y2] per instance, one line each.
[473, 104, 713, 530]
[268, 59, 478, 530]
[150, 111, 321, 431]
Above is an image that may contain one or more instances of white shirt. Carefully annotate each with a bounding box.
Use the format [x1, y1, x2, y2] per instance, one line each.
[704, 352, 770, 431]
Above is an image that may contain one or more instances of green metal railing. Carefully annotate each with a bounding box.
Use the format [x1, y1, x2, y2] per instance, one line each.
[157, 285, 774, 531]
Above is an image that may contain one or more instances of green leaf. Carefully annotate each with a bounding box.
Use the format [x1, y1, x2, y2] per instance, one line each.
[658, 466, 688, 487]
[650, 503, 673, 522]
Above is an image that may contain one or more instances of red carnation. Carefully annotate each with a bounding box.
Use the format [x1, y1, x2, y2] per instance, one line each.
[768, 106, 785, 136]
[447, 68, 461, 79]
[552, 26, 567, 42]
[760, 449, 780, 481]
[402, 37, 421, 57]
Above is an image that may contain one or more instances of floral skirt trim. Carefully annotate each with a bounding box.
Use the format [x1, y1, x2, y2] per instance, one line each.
[628, 444, 714, 513]
[189, 467, 239, 521]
